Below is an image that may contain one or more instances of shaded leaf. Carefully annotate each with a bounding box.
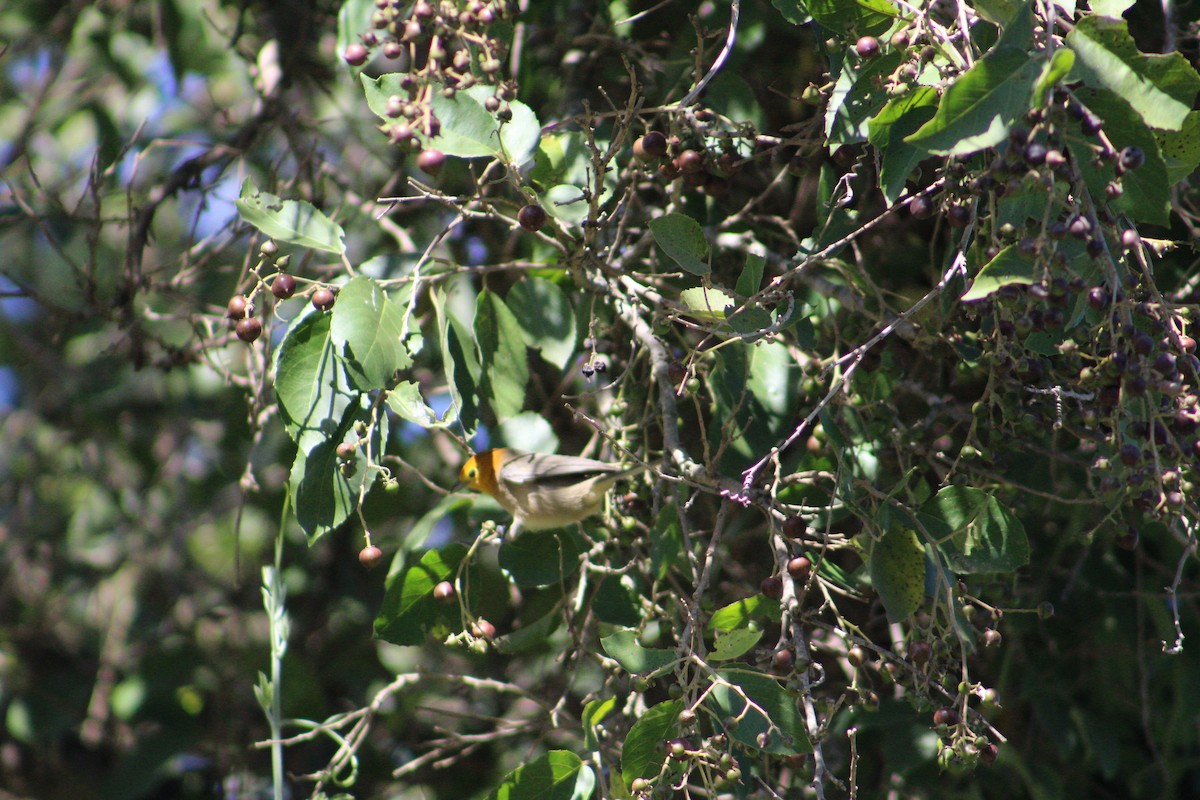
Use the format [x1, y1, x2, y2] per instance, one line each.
[707, 667, 811, 754]
[868, 87, 939, 203]
[275, 309, 357, 450]
[374, 545, 467, 645]
[1157, 111, 1200, 185]
[583, 698, 617, 751]
[707, 594, 782, 634]
[498, 529, 585, 588]
[680, 286, 735, 322]
[330, 275, 412, 390]
[600, 630, 676, 676]
[650, 213, 709, 276]
[920, 485, 1030, 573]
[869, 526, 926, 622]
[709, 628, 763, 662]
[288, 395, 384, 542]
[1066, 88, 1169, 225]
[826, 52, 904, 147]
[621, 701, 682, 784]
[508, 278, 576, 369]
[476, 289, 529, 420]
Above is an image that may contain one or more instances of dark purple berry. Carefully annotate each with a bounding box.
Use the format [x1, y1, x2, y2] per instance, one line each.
[1023, 141, 1047, 165]
[760, 575, 783, 600]
[855, 36, 880, 58]
[227, 295, 248, 319]
[947, 205, 971, 228]
[909, 195, 934, 218]
[1119, 146, 1145, 171]
[676, 149, 704, 174]
[787, 556, 812, 582]
[634, 131, 668, 160]
[1087, 287, 1109, 310]
[517, 203, 547, 232]
[933, 708, 959, 727]
[312, 288, 336, 311]
[236, 317, 262, 342]
[271, 274, 296, 301]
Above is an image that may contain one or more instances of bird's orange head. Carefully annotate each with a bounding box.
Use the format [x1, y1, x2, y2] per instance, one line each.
[458, 448, 508, 498]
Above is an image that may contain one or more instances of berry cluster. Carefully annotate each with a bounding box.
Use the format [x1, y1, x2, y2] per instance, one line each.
[225, 240, 337, 344]
[343, 0, 518, 154]
[634, 129, 747, 198]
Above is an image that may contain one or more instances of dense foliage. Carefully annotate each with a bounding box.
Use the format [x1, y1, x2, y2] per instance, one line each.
[3, 0, 1200, 798]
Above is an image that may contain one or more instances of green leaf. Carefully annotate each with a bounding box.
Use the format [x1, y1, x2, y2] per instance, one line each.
[508, 278, 576, 369]
[735, 252, 765, 297]
[649, 213, 710, 276]
[920, 485, 1030, 573]
[770, 0, 809, 25]
[679, 286, 735, 322]
[386, 380, 452, 429]
[336, 0, 376, 72]
[799, 0, 893, 36]
[330, 276, 412, 390]
[530, 133, 568, 188]
[600, 630, 676, 676]
[476, 289, 529, 420]
[905, 48, 1043, 156]
[583, 697, 617, 751]
[493, 604, 562, 655]
[593, 574, 643, 627]
[1067, 16, 1200, 131]
[709, 628, 763, 661]
[235, 179, 345, 253]
[707, 667, 811, 754]
[362, 76, 541, 164]
[707, 594, 781, 634]
[961, 245, 1036, 301]
[869, 526, 926, 622]
[709, 341, 801, 465]
[621, 701, 682, 784]
[650, 500, 684, 580]
[483, 751, 594, 800]
[868, 87, 938, 203]
[1034, 47, 1075, 107]
[826, 52, 904, 147]
[1157, 111, 1200, 186]
[497, 412, 559, 454]
[1090, 0, 1135, 14]
[289, 395, 384, 542]
[274, 309, 357, 449]
[432, 285, 479, 433]
[498, 529, 585, 588]
[374, 544, 467, 645]
[1066, 88, 1169, 225]
[973, 0, 1021, 25]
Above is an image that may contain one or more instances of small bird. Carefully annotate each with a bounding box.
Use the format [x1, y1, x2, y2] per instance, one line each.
[457, 448, 647, 537]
